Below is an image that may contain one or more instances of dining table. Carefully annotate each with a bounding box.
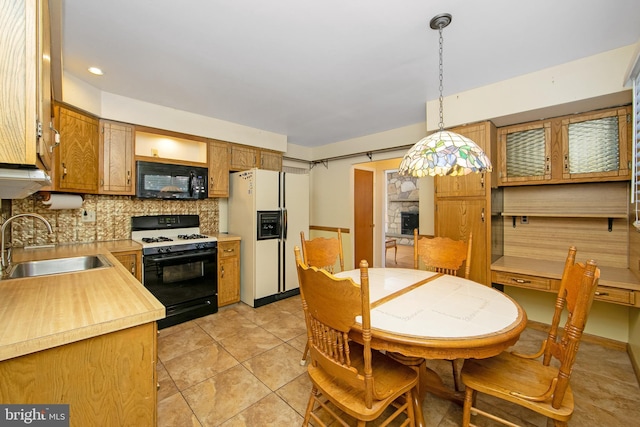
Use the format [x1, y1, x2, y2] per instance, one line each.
[334, 267, 527, 427]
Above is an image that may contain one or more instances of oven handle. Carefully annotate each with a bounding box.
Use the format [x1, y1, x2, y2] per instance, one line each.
[144, 249, 217, 264]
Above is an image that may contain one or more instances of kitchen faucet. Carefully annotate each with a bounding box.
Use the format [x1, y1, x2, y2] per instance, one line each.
[1, 213, 54, 273]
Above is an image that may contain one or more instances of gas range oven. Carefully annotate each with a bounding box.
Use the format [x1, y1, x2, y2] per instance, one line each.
[131, 214, 218, 329]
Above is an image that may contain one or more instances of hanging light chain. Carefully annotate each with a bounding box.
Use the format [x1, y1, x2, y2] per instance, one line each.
[438, 23, 445, 131]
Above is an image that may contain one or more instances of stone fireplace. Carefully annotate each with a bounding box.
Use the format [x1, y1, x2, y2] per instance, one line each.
[386, 171, 418, 245]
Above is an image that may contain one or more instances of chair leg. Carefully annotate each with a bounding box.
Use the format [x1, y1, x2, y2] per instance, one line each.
[462, 386, 476, 427]
[300, 342, 309, 365]
[303, 386, 318, 426]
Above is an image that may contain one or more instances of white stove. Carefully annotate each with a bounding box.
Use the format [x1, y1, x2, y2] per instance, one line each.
[131, 215, 217, 255]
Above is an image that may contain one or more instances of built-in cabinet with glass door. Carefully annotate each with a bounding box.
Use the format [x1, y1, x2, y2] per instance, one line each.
[497, 105, 631, 186]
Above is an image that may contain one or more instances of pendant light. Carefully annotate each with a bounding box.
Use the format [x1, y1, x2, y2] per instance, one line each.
[399, 13, 492, 177]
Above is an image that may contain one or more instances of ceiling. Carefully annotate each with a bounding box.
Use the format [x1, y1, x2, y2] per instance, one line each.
[60, 0, 640, 148]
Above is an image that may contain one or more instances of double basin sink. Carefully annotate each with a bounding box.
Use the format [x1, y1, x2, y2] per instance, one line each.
[4, 254, 112, 279]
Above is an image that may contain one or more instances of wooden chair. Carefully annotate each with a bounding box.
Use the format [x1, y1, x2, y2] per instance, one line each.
[300, 230, 344, 274]
[412, 228, 472, 391]
[460, 246, 600, 427]
[295, 246, 418, 427]
[413, 228, 472, 278]
[299, 230, 345, 365]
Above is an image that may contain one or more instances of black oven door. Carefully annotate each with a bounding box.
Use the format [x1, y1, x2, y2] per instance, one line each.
[143, 248, 218, 328]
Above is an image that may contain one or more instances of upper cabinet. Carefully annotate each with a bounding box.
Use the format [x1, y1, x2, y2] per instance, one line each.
[560, 107, 630, 181]
[53, 104, 100, 193]
[497, 120, 552, 185]
[259, 149, 283, 171]
[229, 145, 258, 171]
[497, 105, 631, 186]
[208, 140, 230, 197]
[99, 120, 135, 195]
[0, 0, 55, 170]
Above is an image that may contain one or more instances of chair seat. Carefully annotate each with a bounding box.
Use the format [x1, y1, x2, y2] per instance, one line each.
[308, 343, 418, 421]
[462, 351, 574, 421]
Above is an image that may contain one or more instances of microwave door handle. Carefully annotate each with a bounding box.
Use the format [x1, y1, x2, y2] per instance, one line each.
[188, 171, 195, 197]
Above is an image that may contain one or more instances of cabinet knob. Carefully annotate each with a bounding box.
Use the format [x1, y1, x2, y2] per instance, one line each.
[221, 266, 225, 278]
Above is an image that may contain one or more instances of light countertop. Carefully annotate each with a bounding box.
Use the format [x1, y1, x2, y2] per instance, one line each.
[0, 241, 165, 362]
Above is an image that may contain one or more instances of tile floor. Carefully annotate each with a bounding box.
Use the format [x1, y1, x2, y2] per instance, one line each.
[157, 295, 640, 426]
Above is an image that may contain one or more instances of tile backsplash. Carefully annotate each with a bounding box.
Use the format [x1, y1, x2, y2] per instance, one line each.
[8, 194, 219, 247]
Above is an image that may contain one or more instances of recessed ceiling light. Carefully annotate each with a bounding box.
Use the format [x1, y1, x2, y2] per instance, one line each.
[88, 67, 104, 76]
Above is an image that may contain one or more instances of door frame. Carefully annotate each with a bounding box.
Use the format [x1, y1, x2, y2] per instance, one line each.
[353, 167, 375, 268]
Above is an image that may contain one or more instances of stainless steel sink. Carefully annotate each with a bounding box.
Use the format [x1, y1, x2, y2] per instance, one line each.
[6, 254, 112, 279]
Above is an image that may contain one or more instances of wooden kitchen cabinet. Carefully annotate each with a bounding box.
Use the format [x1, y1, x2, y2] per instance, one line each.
[0, 322, 158, 426]
[497, 105, 631, 186]
[561, 106, 631, 181]
[208, 140, 230, 197]
[259, 149, 283, 171]
[497, 120, 552, 185]
[53, 104, 100, 193]
[218, 240, 240, 307]
[434, 121, 496, 286]
[99, 120, 135, 195]
[230, 144, 258, 170]
[112, 249, 142, 282]
[0, 0, 55, 170]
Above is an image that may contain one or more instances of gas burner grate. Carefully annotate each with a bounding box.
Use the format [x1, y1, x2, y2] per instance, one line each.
[141, 236, 174, 243]
[177, 234, 209, 240]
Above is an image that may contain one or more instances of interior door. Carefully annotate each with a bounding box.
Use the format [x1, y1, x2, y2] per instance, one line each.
[354, 168, 374, 268]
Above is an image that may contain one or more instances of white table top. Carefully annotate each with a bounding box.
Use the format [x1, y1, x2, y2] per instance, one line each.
[335, 268, 521, 339]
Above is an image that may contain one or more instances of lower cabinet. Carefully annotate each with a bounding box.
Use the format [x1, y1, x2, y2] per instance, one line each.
[0, 322, 157, 426]
[218, 240, 240, 307]
[112, 250, 142, 282]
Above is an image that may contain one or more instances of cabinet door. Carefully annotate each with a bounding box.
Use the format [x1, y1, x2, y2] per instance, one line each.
[36, 0, 53, 171]
[218, 241, 240, 307]
[99, 120, 134, 195]
[112, 250, 141, 282]
[54, 105, 99, 193]
[208, 140, 230, 197]
[497, 121, 552, 185]
[0, 0, 49, 168]
[435, 122, 493, 197]
[230, 145, 257, 170]
[435, 198, 489, 286]
[259, 150, 282, 171]
[561, 106, 631, 181]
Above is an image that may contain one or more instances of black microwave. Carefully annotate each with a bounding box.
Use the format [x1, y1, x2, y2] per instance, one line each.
[136, 161, 208, 200]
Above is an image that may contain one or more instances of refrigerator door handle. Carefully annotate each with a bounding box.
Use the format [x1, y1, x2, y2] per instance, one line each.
[281, 208, 288, 239]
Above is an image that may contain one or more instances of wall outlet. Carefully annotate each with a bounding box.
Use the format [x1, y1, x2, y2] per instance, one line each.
[82, 210, 96, 223]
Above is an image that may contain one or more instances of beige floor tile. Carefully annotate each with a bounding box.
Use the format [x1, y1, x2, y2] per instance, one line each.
[157, 392, 202, 427]
[158, 325, 216, 362]
[164, 343, 239, 391]
[182, 364, 271, 426]
[260, 311, 307, 341]
[275, 372, 313, 417]
[197, 313, 262, 341]
[242, 342, 307, 391]
[157, 361, 180, 402]
[219, 393, 304, 426]
[217, 326, 283, 362]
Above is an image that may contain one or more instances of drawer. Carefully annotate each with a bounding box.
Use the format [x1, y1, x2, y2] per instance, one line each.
[594, 286, 635, 306]
[493, 271, 556, 291]
[218, 241, 239, 259]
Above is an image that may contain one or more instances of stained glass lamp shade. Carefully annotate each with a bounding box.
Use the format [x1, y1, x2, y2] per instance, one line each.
[398, 130, 492, 177]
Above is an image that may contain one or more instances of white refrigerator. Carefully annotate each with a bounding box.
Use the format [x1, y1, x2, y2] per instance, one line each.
[228, 168, 309, 307]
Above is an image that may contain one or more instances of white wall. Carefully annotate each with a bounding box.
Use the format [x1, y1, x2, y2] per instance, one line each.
[62, 75, 288, 151]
